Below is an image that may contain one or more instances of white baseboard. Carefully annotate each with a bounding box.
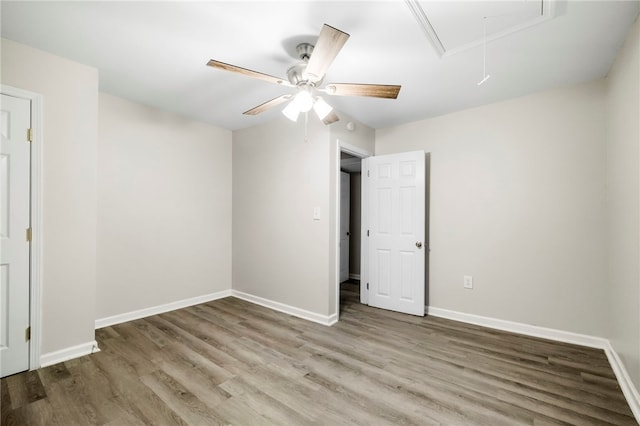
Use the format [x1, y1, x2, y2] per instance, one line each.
[348, 273, 361, 280]
[40, 340, 100, 368]
[427, 306, 639, 424]
[232, 290, 335, 326]
[427, 306, 609, 349]
[95, 289, 232, 329]
[327, 313, 338, 326]
[604, 342, 640, 421]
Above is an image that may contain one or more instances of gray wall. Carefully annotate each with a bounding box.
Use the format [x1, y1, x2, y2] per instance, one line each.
[232, 117, 332, 315]
[376, 80, 608, 337]
[606, 16, 640, 391]
[232, 112, 374, 319]
[97, 93, 232, 320]
[1, 39, 98, 354]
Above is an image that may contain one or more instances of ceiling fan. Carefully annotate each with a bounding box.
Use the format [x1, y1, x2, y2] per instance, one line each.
[206, 24, 401, 125]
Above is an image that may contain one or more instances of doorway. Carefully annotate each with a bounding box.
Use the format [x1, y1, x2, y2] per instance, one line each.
[339, 153, 364, 283]
[339, 154, 363, 315]
[335, 146, 430, 321]
[335, 141, 371, 319]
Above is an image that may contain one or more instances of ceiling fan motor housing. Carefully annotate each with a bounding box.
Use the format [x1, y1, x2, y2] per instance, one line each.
[287, 63, 323, 87]
[287, 63, 309, 86]
[286, 43, 323, 87]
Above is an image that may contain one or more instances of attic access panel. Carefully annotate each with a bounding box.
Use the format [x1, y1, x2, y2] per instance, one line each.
[408, 0, 555, 57]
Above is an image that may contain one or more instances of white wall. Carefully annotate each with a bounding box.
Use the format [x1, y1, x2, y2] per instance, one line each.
[1, 39, 98, 354]
[330, 114, 376, 153]
[232, 116, 332, 315]
[606, 16, 640, 391]
[376, 80, 607, 337]
[97, 94, 232, 319]
[232, 111, 374, 319]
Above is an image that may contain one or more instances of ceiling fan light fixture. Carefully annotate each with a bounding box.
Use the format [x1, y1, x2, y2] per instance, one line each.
[282, 101, 300, 122]
[313, 96, 332, 120]
[292, 89, 314, 112]
[208, 24, 400, 127]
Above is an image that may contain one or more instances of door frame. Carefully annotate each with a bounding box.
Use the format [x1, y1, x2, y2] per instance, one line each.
[361, 157, 370, 305]
[2, 85, 44, 370]
[334, 139, 371, 320]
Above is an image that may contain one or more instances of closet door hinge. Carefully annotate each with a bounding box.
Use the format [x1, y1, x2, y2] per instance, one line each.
[25, 326, 31, 341]
[27, 128, 33, 142]
[366, 283, 369, 290]
[26, 227, 32, 242]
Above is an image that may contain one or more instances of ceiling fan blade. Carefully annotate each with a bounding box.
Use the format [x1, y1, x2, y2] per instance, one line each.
[207, 60, 292, 87]
[243, 95, 292, 116]
[305, 24, 350, 82]
[324, 83, 401, 99]
[322, 110, 340, 125]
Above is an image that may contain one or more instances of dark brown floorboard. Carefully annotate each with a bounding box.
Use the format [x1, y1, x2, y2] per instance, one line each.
[1, 279, 636, 425]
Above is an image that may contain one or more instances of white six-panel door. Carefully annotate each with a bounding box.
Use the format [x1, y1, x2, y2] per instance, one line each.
[368, 151, 425, 316]
[1, 94, 31, 377]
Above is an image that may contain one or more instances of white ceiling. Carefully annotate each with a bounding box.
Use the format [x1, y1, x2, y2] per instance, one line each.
[1, 1, 638, 131]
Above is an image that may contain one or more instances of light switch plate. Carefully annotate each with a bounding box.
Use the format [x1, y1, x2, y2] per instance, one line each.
[464, 275, 473, 289]
[313, 207, 321, 220]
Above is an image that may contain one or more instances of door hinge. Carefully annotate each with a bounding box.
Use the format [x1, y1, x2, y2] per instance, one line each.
[366, 283, 369, 290]
[27, 128, 33, 142]
[25, 326, 31, 341]
[26, 227, 32, 242]
[367, 229, 369, 237]
[367, 170, 370, 177]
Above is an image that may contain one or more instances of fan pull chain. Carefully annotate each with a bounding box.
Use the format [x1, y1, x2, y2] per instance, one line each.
[304, 111, 309, 143]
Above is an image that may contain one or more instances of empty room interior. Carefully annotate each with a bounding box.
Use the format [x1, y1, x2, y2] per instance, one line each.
[1, 1, 640, 424]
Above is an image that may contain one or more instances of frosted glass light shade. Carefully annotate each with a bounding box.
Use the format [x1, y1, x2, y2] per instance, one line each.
[293, 90, 314, 112]
[282, 101, 300, 122]
[313, 97, 332, 120]
[282, 91, 334, 123]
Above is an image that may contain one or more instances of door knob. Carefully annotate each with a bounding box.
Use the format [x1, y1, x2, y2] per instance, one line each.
[416, 241, 422, 248]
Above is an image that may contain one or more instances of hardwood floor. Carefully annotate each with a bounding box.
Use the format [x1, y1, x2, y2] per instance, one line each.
[2, 280, 637, 425]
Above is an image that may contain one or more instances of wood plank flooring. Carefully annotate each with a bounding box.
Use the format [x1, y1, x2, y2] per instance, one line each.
[2, 281, 637, 425]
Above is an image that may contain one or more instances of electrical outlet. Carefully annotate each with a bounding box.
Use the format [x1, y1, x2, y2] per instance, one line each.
[464, 275, 473, 289]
